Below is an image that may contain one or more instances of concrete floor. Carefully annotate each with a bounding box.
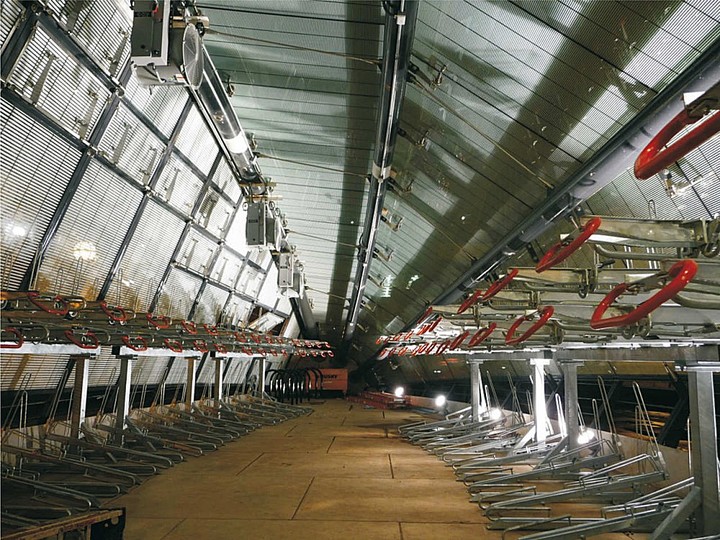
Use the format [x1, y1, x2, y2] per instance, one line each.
[114, 400, 642, 539]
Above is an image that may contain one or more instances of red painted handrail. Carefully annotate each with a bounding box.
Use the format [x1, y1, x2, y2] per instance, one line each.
[457, 269, 519, 314]
[505, 306, 554, 346]
[536, 218, 602, 273]
[635, 109, 720, 180]
[468, 323, 497, 347]
[590, 259, 697, 329]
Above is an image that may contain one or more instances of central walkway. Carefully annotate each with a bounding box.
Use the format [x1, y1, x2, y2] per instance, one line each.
[117, 399, 502, 539]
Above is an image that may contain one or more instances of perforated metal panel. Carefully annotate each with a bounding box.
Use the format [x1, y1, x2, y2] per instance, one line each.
[174, 106, 218, 175]
[193, 283, 228, 325]
[8, 26, 111, 140]
[0, 98, 82, 290]
[116, 200, 185, 311]
[124, 76, 188, 137]
[38, 160, 143, 297]
[98, 102, 166, 185]
[156, 155, 203, 217]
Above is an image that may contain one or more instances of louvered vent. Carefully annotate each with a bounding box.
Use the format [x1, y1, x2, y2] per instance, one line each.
[98, 102, 166, 185]
[174, 106, 218, 175]
[7, 26, 110, 140]
[116, 200, 185, 311]
[0, 98, 82, 290]
[38, 160, 143, 297]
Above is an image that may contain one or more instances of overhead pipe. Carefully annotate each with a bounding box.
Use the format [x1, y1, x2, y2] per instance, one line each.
[341, 0, 419, 352]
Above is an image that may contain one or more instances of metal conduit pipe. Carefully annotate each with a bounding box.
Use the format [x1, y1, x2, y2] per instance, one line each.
[341, 0, 419, 352]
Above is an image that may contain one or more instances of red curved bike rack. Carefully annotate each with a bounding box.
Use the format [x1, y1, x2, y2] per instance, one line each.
[505, 306, 554, 346]
[193, 339, 209, 353]
[65, 329, 99, 350]
[146, 313, 171, 329]
[635, 108, 720, 180]
[468, 323, 497, 347]
[27, 292, 69, 316]
[1, 327, 24, 349]
[590, 259, 698, 329]
[213, 343, 228, 354]
[203, 324, 219, 336]
[457, 269, 519, 314]
[164, 338, 184, 353]
[100, 301, 127, 323]
[182, 320, 198, 334]
[536, 218, 602, 273]
[122, 335, 148, 351]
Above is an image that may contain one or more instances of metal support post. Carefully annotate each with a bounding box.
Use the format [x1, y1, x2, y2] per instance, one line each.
[214, 357, 225, 401]
[687, 366, 720, 534]
[69, 355, 90, 441]
[260, 356, 266, 400]
[114, 356, 133, 444]
[186, 357, 197, 409]
[531, 358, 550, 443]
[561, 360, 583, 451]
[469, 360, 484, 422]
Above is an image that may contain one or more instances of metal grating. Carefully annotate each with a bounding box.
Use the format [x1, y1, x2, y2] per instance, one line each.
[193, 283, 228, 325]
[88, 347, 121, 387]
[156, 266, 202, 319]
[0, 0, 23, 47]
[131, 356, 171, 386]
[177, 228, 219, 277]
[123, 76, 188, 138]
[115, 200, 186, 312]
[196, 188, 234, 238]
[165, 359, 189, 386]
[222, 293, 253, 327]
[38, 160, 143, 297]
[211, 158, 242, 204]
[212, 248, 244, 289]
[7, 26, 111, 140]
[98, 102, 166, 186]
[174, 106, 218, 175]
[156, 155, 204, 217]
[44, 0, 132, 77]
[0, 353, 71, 390]
[0, 98, 82, 290]
[196, 359, 215, 385]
